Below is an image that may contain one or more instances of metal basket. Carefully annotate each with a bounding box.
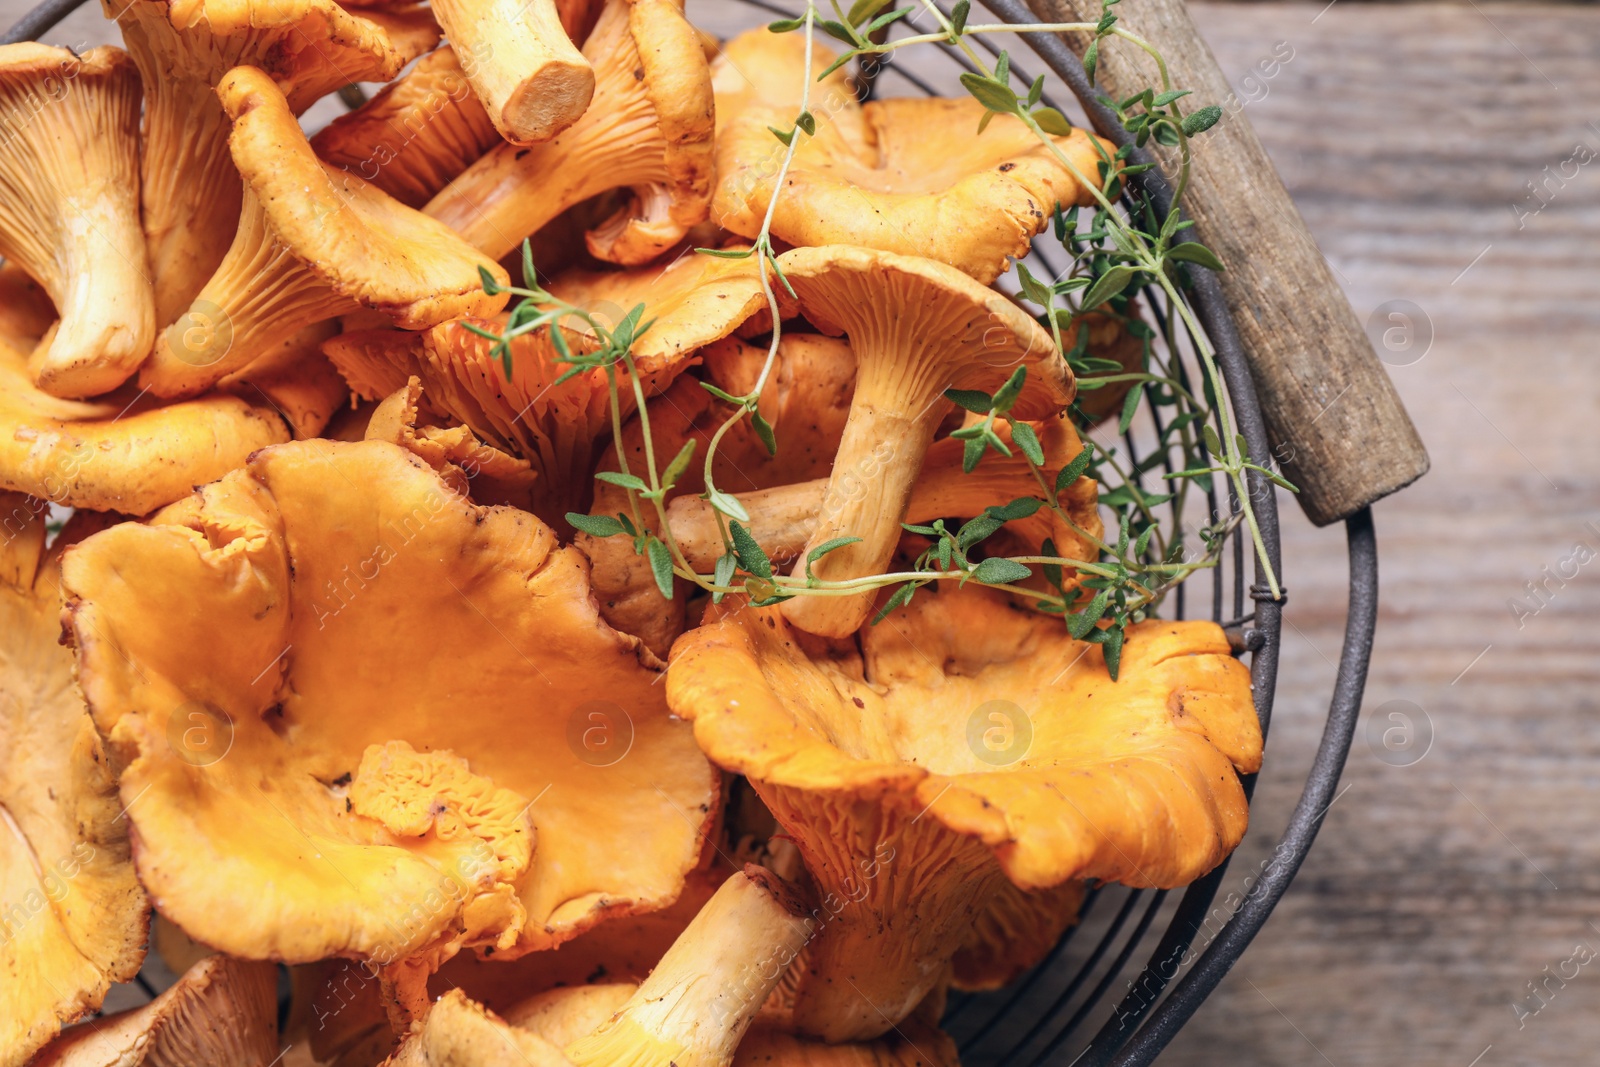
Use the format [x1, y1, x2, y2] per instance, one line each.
[3, 0, 1379, 1063]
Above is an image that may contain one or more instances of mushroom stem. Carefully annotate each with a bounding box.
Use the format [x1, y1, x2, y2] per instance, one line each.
[670, 481, 825, 571]
[776, 358, 947, 636]
[105, 0, 433, 327]
[760, 784, 1004, 1043]
[564, 866, 813, 1067]
[430, 0, 593, 146]
[426, 70, 662, 261]
[771, 247, 1072, 639]
[425, 0, 697, 262]
[26, 189, 155, 397]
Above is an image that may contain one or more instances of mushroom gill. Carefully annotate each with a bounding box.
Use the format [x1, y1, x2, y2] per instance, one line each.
[106, 0, 439, 325]
[668, 581, 1262, 1040]
[0, 44, 153, 398]
[139, 65, 509, 399]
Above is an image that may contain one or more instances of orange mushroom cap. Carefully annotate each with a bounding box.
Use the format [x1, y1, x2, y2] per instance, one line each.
[714, 49, 1115, 285]
[323, 318, 610, 531]
[667, 582, 1261, 1040]
[0, 334, 288, 516]
[59, 438, 718, 971]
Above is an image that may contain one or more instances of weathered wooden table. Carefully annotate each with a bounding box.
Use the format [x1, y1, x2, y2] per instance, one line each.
[1161, 5, 1600, 1065]
[7, 1, 1593, 1063]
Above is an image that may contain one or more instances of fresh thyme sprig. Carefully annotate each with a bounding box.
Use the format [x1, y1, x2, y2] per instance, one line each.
[799, 0, 1290, 602]
[470, 0, 1287, 678]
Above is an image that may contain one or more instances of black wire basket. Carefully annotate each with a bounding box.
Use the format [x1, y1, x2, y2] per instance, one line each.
[3, 0, 1379, 1063]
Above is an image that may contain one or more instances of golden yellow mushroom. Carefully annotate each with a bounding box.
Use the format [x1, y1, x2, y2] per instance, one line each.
[714, 37, 1113, 285]
[708, 27, 871, 166]
[0, 333, 288, 516]
[311, 46, 501, 209]
[140, 65, 509, 399]
[575, 332, 854, 658]
[0, 45, 153, 399]
[59, 438, 718, 976]
[769, 245, 1074, 638]
[323, 320, 610, 531]
[28, 955, 278, 1067]
[107, 0, 438, 324]
[544, 249, 777, 381]
[362, 377, 539, 511]
[0, 503, 148, 1067]
[385, 866, 878, 1067]
[425, 0, 713, 265]
[1073, 311, 1150, 426]
[218, 321, 350, 441]
[668, 583, 1262, 1040]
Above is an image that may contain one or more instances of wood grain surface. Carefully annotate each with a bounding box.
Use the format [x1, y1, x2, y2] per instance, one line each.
[1025, 0, 1431, 528]
[1159, 5, 1600, 1065]
[3, 2, 1592, 1064]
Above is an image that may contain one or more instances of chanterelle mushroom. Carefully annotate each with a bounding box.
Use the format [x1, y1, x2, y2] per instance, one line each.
[769, 245, 1074, 638]
[322, 319, 611, 531]
[139, 65, 509, 399]
[387, 866, 814, 1067]
[1, 502, 148, 1067]
[709, 26, 869, 145]
[575, 332, 854, 657]
[218, 321, 349, 441]
[953, 879, 1086, 990]
[0, 333, 288, 516]
[1073, 310, 1149, 425]
[363, 378, 539, 512]
[106, 0, 439, 324]
[324, 250, 774, 531]
[28, 955, 278, 1067]
[311, 46, 501, 208]
[715, 50, 1113, 284]
[59, 437, 718, 973]
[668, 582, 1262, 1040]
[428, 0, 593, 146]
[425, 0, 713, 264]
[0, 44, 153, 399]
[544, 249, 777, 380]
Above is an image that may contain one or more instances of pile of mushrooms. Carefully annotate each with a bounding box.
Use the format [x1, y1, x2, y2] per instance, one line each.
[0, 6, 1263, 1066]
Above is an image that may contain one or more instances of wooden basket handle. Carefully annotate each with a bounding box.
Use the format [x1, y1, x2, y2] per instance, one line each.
[1024, 0, 1429, 526]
